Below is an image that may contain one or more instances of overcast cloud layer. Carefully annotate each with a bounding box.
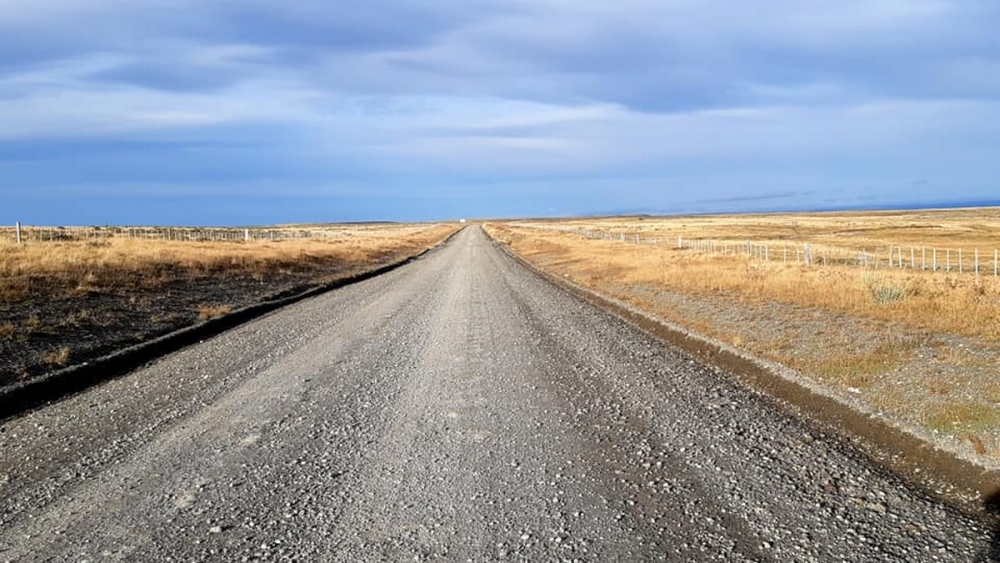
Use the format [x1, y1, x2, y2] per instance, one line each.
[2, 1, 998, 224]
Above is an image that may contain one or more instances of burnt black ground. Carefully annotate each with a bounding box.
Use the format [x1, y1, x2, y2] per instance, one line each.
[0, 227, 994, 561]
[0, 257, 396, 385]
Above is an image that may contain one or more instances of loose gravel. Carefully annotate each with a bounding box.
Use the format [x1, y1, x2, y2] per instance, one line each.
[0, 227, 996, 561]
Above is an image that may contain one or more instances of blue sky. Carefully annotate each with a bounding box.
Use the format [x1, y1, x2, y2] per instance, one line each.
[1, 1, 998, 225]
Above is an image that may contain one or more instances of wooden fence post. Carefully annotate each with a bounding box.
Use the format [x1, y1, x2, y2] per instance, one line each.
[15, 221, 21, 245]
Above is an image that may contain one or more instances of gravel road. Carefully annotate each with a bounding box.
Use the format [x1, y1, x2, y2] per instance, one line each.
[0, 226, 996, 562]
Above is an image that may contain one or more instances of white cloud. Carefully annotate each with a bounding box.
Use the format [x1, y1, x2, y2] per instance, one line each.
[0, 76, 320, 139]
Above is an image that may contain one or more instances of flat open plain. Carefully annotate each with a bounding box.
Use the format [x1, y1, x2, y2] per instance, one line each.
[0, 227, 995, 561]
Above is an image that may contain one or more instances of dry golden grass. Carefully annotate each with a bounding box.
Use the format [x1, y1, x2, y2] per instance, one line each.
[196, 304, 233, 321]
[41, 347, 71, 367]
[491, 217, 1000, 341]
[534, 207, 1000, 254]
[0, 223, 458, 302]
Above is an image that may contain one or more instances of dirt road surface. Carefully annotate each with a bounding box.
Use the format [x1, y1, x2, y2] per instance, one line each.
[0, 227, 995, 561]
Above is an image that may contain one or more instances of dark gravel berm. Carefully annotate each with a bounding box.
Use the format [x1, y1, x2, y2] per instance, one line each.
[0, 226, 996, 561]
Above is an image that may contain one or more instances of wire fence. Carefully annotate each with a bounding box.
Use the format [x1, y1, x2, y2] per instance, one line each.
[2, 223, 355, 244]
[521, 224, 1000, 277]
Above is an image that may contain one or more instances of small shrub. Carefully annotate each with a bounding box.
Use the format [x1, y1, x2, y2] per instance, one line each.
[871, 284, 905, 304]
[862, 271, 905, 304]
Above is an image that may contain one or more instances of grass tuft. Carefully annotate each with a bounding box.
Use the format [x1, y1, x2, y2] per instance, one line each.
[862, 271, 906, 304]
[871, 283, 906, 305]
[41, 347, 71, 367]
[196, 304, 232, 321]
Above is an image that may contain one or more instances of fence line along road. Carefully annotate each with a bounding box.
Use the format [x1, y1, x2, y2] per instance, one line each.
[3, 225, 358, 244]
[518, 223, 1000, 277]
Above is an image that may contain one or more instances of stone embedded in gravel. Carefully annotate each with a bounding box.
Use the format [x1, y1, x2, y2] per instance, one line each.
[867, 502, 888, 514]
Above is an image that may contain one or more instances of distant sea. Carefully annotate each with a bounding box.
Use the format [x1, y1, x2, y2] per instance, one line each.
[808, 199, 1000, 213]
[587, 198, 1000, 219]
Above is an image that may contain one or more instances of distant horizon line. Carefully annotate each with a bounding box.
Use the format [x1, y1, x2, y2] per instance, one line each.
[6, 199, 1000, 228]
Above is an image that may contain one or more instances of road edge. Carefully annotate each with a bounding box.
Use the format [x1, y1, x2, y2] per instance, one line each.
[487, 230, 1000, 516]
[0, 227, 464, 421]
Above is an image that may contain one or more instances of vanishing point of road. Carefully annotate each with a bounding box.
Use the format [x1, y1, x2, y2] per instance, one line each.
[0, 227, 995, 561]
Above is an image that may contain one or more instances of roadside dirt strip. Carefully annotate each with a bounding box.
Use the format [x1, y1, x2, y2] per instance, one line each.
[0, 226, 996, 561]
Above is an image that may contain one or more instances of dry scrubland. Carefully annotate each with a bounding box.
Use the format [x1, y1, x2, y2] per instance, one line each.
[0, 224, 455, 301]
[488, 208, 1000, 463]
[0, 223, 457, 384]
[512, 209, 1000, 338]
